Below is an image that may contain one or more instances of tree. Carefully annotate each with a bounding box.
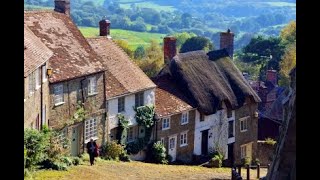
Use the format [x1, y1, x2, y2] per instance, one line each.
[114, 39, 133, 58]
[279, 43, 296, 86]
[134, 46, 146, 60]
[180, 36, 214, 53]
[280, 21, 296, 46]
[172, 32, 196, 50]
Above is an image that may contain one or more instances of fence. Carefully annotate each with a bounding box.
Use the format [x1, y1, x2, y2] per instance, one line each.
[231, 164, 270, 180]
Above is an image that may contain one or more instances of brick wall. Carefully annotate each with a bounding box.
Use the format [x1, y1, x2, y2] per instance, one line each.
[163, 36, 177, 64]
[156, 109, 195, 163]
[234, 98, 258, 165]
[256, 141, 275, 166]
[220, 30, 234, 58]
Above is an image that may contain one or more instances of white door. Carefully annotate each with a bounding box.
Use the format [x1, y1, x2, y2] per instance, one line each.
[168, 135, 177, 162]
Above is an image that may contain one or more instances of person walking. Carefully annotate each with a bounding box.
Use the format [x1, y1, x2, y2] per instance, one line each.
[86, 138, 98, 165]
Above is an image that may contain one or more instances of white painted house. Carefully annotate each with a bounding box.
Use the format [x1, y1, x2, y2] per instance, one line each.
[87, 25, 156, 160]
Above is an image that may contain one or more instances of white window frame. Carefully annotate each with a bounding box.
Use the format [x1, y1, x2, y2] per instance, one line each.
[54, 84, 64, 106]
[85, 119, 98, 142]
[181, 111, 189, 125]
[42, 64, 47, 83]
[240, 116, 249, 132]
[240, 145, 247, 159]
[162, 117, 170, 130]
[127, 127, 134, 142]
[135, 92, 144, 107]
[88, 76, 97, 96]
[180, 131, 188, 147]
[29, 72, 35, 95]
[118, 97, 125, 113]
[35, 68, 41, 90]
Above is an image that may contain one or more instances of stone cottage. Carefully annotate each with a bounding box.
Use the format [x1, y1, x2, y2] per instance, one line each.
[24, 0, 107, 156]
[24, 25, 52, 129]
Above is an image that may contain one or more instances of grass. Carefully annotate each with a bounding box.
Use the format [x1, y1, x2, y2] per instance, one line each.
[79, 27, 166, 50]
[25, 160, 232, 180]
[120, 2, 176, 12]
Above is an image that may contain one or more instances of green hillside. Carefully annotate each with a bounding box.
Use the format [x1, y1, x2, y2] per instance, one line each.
[79, 27, 166, 50]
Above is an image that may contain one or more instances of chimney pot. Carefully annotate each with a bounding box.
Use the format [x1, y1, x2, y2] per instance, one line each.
[220, 29, 234, 59]
[163, 36, 177, 64]
[54, 0, 70, 16]
[99, 19, 111, 37]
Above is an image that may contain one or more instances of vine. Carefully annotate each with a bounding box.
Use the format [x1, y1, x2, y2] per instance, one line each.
[116, 114, 129, 146]
[63, 101, 87, 127]
[126, 105, 155, 155]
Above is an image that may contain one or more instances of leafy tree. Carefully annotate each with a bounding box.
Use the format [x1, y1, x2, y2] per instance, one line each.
[280, 21, 296, 46]
[180, 36, 214, 53]
[114, 39, 134, 58]
[134, 46, 146, 60]
[172, 32, 196, 50]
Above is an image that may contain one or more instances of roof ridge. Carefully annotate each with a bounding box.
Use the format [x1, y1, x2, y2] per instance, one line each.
[24, 10, 53, 13]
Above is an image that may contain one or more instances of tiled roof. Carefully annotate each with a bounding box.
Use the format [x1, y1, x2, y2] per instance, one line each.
[152, 75, 194, 117]
[87, 37, 156, 99]
[24, 11, 104, 83]
[24, 25, 53, 77]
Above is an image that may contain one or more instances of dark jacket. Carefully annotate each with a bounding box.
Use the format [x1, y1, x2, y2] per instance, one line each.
[86, 141, 97, 154]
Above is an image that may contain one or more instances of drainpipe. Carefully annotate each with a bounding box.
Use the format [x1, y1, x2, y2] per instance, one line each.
[80, 77, 86, 153]
[102, 72, 108, 144]
[40, 67, 43, 130]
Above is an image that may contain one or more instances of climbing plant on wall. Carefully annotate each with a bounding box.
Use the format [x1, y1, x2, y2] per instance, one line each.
[126, 105, 155, 155]
[117, 114, 129, 146]
[63, 101, 87, 127]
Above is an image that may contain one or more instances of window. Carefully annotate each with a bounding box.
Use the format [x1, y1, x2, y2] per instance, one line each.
[35, 68, 41, 89]
[240, 117, 249, 132]
[118, 97, 125, 113]
[85, 119, 98, 141]
[54, 84, 64, 105]
[42, 64, 47, 82]
[162, 117, 170, 130]
[240, 145, 247, 159]
[200, 113, 205, 122]
[181, 112, 189, 125]
[135, 92, 144, 107]
[169, 137, 175, 149]
[88, 76, 97, 95]
[228, 121, 234, 138]
[180, 132, 188, 147]
[29, 72, 35, 94]
[127, 127, 134, 142]
[241, 143, 252, 159]
[227, 109, 232, 118]
[160, 138, 164, 145]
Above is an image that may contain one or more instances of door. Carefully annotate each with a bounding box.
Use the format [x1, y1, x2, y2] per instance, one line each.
[168, 135, 177, 162]
[71, 126, 79, 156]
[201, 130, 209, 155]
[227, 143, 234, 166]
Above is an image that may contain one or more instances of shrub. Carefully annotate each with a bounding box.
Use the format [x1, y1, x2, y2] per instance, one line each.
[210, 152, 224, 168]
[60, 156, 73, 166]
[265, 138, 277, 145]
[100, 141, 125, 160]
[80, 153, 90, 162]
[252, 158, 260, 166]
[151, 141, 168, 164]
[241, 157, 252, 166]
[24, 128, 50, 170]
[72, 157, 81, 166]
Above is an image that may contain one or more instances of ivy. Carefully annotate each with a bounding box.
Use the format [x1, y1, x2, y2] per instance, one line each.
[64, 101, 87, 127]
[126, 105, 155, 155]
[117, 114, 129, 146]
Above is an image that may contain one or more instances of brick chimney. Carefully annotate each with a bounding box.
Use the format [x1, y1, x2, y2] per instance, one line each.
[99, 18, 111, 38]
[266, 70, 277, 85]
[54, 0, 70, 16]
[220, 29, 234, 59]
[163, 36, 177, 64]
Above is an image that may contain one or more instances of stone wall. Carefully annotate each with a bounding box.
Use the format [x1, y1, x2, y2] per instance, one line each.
[156, 110, 196, 163]
[256, 141, 275, 166]
[234, 98, 259, 165]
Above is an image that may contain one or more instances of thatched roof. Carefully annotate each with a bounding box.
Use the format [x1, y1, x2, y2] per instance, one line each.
[168, 49, 261, 115]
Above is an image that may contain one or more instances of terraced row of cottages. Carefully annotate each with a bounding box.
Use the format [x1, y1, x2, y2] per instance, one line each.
[24, 0, 260, 165]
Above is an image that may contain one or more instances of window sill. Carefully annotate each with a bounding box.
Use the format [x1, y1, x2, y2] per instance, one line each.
[35, 85, 41, 90]
[181, 122, 188, 125]
[54, 102, 65, 107]
[240, 129, 248, 133]
[162, 127, 170, 131]
[88, 92, 98, 97]
[180, 144, 188, 147]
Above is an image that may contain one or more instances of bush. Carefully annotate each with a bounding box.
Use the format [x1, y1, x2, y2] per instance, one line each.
[210, 152, 224, 168]
[100, 141, 125, 160]
[60, 156, 73, 166]
[72, 157, 81, 166]
[265, 138, 277, 145]
[80, 153, 90, 162]
[151, 141, 168, 164]
[241, 157, 252, 166]
[252, 158, 260, 166]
